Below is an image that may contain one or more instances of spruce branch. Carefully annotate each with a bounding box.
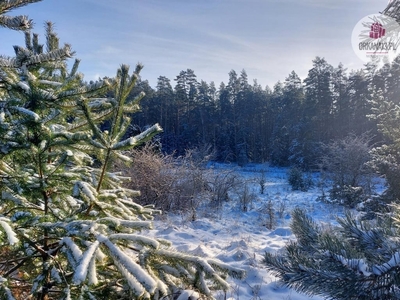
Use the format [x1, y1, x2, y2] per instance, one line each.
[0, 0, 42, 13]
[0, 15, 32, 31]
[45, 21, 58, 52]
[69, 59, 80, 78]
[111, 123, 163, 150]
[110, 64, 131, 140]
[0, 56, 18, 68]
[27, 44, 72, 65]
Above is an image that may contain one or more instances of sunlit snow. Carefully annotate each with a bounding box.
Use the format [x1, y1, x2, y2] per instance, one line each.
[145, 163, 384, 300]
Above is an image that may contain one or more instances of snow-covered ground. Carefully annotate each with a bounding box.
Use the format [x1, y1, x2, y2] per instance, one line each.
[147, 163, 384, 300]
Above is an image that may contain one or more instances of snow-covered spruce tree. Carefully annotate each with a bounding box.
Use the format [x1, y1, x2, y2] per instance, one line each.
[0, 2, 244, 300]
[373, 0, 400, 200]
[264, 208, 400, 299]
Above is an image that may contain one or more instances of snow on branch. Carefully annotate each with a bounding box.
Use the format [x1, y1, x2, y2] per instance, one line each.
[38, 79, 63, 87]
[116, 199, 161, 220]
[2, 191, 26, 205]
[332, 254, 371, 276]
[111, 123, 162, 150]
[372, 251, 400, 275]
[112, 199, 136, 218]
[207, 257, 247, 279]
[0, 57, 18, 68]
[108, 233, 159, 249]
[16, 81, 30, 93]
[155, 249, 246, 291]
[0, 217, 18, 245]
[87, 250, 98, 285]
[58, 79, 110, 99]
[0, 0, 43, 13]
[10, 106, 40, 121]
[114, 260, 150, 298]
[87, 138, 107, 150]
[95, 201, 132, 219]
[73, 181, 97, 203]
[88, 98, 114, 109]
[382, 0, 400, 22]
[101, 188, 140, 198]
[98, 217, 153, 230]
[97, 234, 157, 296]
[60, 237, 83, 268]
[0, 14, 32, 31]
[72, 240, 100, 285]
[27, 44, 72, 65]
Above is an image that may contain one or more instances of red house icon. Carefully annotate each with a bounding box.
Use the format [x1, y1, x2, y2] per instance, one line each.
[370, 22, 386, 39]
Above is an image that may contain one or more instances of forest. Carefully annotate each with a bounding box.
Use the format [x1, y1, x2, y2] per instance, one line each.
[129, 56, 392, 168]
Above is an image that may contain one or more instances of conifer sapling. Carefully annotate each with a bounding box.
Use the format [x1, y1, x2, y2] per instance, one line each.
[0, 1, 245, 299]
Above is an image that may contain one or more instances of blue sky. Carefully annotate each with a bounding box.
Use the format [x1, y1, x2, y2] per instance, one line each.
[1, 0, 388, 88]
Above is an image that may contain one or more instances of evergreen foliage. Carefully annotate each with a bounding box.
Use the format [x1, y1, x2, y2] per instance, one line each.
[319, 134, 373, 208]
[132, 57, 381, 167]
[264, 208, 400, 300]
[0, 2, 244, 299]
[287, 167, 312, 192]
[368, 72, 400, 201]
[111, 4, 400, 167]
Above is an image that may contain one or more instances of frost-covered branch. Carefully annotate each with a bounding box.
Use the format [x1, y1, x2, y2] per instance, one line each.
[0, 14, 32, 31]
[111, 123, 163, 150]
[264, 208, 400, 300]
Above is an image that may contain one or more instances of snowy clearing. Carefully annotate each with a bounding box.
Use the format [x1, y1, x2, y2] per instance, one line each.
[146, 163, 384, 300]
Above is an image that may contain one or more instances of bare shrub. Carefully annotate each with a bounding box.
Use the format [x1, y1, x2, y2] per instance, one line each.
[238, 184, 257, 212]
[185, 143, 216, 168]
[276, 199, 287, 219]
[207, 170, 239, 210]
[319, 133, 374, 207]
[173, 151, 210, 220]
[121, 144, 208, 217]
[121, 144, 244, 219]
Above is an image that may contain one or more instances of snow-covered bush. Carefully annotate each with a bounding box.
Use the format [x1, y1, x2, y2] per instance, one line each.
[319, 134, 373, 207]
[0, 2, 244, 299]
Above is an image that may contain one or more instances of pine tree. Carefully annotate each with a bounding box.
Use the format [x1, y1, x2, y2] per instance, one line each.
[294, 57, 334, 168]
[269, 72, 304, 166]
[367, 57, 400, 201]
[0, 2, 244, 299]
[215, 82, 235, 161]
[264, 208, 400, 300]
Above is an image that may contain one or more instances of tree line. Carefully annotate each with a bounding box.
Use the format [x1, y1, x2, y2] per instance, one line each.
[128, 56, 400, 168]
